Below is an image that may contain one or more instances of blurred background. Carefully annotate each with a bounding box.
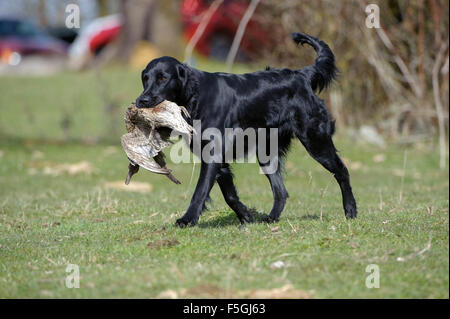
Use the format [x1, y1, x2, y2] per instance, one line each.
[0, 0, 448, 165]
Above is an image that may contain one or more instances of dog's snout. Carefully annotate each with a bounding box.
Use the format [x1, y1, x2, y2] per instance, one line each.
[136, 95, 150, 108]
[136, 95, 164, 108]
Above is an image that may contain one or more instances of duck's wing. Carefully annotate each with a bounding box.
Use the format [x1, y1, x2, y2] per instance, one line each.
[121, 132, 159, 157]
[121, 133, 169, 175]
[149, 129, 173, 150]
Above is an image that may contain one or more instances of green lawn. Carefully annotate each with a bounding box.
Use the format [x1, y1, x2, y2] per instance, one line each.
[0, 61, 448, 298]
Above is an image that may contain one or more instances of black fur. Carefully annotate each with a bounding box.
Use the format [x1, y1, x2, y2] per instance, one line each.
[136, 32, 357, 227]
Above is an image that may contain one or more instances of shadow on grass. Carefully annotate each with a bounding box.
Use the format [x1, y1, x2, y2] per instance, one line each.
[299, 214, 321, 220]
[288, 214, 330, 221]
[198, 209, 269, 228]
[198, 213, 239, 228]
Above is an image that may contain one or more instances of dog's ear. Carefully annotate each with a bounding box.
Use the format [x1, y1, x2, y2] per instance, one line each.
[141, 69, 147, 88]
[175, 64, 188, 87]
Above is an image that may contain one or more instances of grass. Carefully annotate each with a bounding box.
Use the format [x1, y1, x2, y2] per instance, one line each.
[0, 60, 448, 298]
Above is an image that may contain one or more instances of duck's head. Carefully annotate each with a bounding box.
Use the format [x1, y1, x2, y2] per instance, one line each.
[125, 162, 139, 185]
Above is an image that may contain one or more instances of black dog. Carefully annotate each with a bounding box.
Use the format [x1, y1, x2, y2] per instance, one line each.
[136, 32, 357, 227]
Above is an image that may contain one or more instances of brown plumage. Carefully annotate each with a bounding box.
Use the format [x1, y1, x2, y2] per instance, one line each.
[121, 101, 194, 185]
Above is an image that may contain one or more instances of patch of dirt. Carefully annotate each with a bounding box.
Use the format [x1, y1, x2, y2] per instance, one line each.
[244, 284, 313, 299]
[147, 238, 179, 249]
[103, 146, 119, 156]
[153, 226, 167, 234]
[373, 153, 386, 163]
[392, 168, 405, 177]
[187, 284, 226, 298]
[28, 160, 93, 175]
[104, 181, 152, 193]
[348, 161, 363, 170]
[157, 283, 313, 299]
[158, 289, 180, 299]
[31, 150, 44, 160]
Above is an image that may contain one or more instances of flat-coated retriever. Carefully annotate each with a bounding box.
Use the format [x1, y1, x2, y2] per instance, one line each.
[136, 32, 357, 227]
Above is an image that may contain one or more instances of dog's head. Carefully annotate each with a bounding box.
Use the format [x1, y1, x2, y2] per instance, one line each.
[136, 56, 189, 108]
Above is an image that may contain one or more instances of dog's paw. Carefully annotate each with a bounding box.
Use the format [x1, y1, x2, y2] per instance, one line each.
[260, 214, 279, 224]
[239, 209, 256, 224]
[345, 204, 358, 219]
[175, 217, 197, 228]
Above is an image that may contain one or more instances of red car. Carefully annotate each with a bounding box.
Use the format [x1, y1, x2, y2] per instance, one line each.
[181, 0, 269, 60]
[0, 18, 67, 65]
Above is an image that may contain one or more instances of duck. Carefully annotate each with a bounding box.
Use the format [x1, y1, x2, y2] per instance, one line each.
[120, 101, 194, 185]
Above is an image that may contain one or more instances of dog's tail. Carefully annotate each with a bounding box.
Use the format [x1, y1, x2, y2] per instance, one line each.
[291, 32, 338, 93]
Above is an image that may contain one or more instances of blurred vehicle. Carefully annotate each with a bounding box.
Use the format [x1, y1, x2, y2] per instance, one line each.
[181, 0, 269, 60]
[46, 26, 79, 45]
[0, 17, 67, 65]
[68, 14, 121, 70]
[69, 14, 122, 60]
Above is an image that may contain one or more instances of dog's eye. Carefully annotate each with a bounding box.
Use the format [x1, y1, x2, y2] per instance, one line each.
[157, 75, 167, 84]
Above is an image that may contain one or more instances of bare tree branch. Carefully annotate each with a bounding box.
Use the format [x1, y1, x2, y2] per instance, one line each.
[432, 39, 449, 169]
[184, 0, 224, 64]
[375, 27, 423, 98]
[225, 0, 260, 72]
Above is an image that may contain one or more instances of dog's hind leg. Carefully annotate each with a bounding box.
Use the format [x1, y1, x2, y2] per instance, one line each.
[297, 130, 357, 219]
[217, 164, 254, 224]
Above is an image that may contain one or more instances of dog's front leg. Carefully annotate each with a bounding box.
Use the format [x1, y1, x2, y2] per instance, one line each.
[175, 162, 220, 227]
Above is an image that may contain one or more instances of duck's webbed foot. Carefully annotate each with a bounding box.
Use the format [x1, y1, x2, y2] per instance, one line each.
[154, 153, 181, 185]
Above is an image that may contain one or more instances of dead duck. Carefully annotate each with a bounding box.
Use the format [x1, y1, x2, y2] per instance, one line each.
[121, 101, 194, 185]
